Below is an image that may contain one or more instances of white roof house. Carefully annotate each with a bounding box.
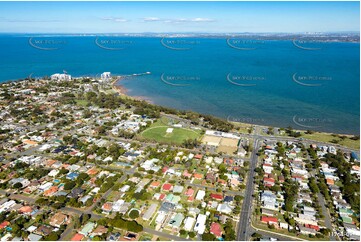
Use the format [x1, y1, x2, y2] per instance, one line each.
[217, 203, 233, 214]
[48, 169, 59, 177]
[51, 73, 71, 81]
[183, 217, 196, 231]
[195, 190, 206, 200]
[194, 214, 207, 234]
[143, 204, 158, 221]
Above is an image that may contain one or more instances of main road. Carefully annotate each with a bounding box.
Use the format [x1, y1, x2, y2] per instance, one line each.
[236, 138, 260, 240]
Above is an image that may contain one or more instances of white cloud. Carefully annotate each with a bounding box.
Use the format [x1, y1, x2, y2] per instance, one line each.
[142, 17, 215, 24]
[101, 17, 128, 22]
[142, 17, 162, 22]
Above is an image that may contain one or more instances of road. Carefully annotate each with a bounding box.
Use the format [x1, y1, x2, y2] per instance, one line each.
[236, 138, 260, 241]
[143, 227, 191, 241]
[317, 191, 337, 241]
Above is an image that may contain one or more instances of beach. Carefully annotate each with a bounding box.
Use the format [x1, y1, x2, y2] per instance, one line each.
[112, 76, 154, 104]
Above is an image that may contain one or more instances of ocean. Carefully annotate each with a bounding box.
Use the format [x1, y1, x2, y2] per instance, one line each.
[0, 34, 359, 134]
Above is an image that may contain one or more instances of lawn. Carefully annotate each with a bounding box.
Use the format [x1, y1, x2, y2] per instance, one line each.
[140, 126, 201, 145]
[302, 132, 359, 150]
[75, 99, 89, 106]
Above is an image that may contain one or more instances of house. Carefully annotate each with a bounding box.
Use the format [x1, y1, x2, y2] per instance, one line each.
[108, 232, 121, 241]
[90, 225, 108, 237]
[71, 233, 84, 241]
[183, 170, 192, 178]
[168, 213, 184, 229]
[223, 196, 234, 204]
[28, 233, 42, 241]
[48, 169, 59, 177]
[35, 225, 53, 236]
[261, 216, 278, 226]
[194, 214, 207, 234]
[120, 185, 130, 193]
[173, 185, 184, 193]
[1, 233, 13, 241]
[194, 154, 203, 160]
[18, 206, 33, 215]
[112, 200, 125, 212]
[193, 173, 203, 179]
[341, 216, 353, 224]
[80, 195, 92, 205]
[162, 183, 173, 192]
[142, 204, 158, 221]
[195, 190, 205, 200]
[263, 178, 275, 187]
[299, 225, 317, 236]
[68, 187, 84, 198]
[217, 203, 233, 214]
[66, 172, 79, 181]
[102, 202, 113, 213]
[183, 217, 195, 231]
[206, 172, 216, 183]
[210, 222, 222, 237]
[279, 222, 289, 230]
[79, 222, 96, 236]
[49, 212, 68, 228]
[261, 208, 275, 217]
[149, 181, 160, 189]
[210, 193, 223, 201]
[44, 186, 58, 196]
[0, 221, 9, 229]
[185, 188, 194, 197]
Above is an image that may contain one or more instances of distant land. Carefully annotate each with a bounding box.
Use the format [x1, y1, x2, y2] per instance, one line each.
[1, 32, 359, 42]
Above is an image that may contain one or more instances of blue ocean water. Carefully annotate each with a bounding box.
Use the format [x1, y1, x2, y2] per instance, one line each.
[0, 35, 359, 134]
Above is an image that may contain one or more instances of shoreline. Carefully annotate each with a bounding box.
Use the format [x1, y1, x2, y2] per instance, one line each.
[112, 75, 154, 104]
[110, 78, 358, 139]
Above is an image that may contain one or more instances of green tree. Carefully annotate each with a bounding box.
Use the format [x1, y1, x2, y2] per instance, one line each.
[202, 233, 216, 241]
[129, 210, 140, 219]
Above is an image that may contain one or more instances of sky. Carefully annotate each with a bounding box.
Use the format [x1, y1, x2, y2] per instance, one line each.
[0, 1, 359, 33]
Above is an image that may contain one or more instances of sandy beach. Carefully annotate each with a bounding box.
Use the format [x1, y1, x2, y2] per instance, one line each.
[112, 76, 154, 104]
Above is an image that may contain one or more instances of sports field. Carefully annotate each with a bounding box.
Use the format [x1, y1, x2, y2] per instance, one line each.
[141, 126, 201, 144]
[140, 117, 202, 144]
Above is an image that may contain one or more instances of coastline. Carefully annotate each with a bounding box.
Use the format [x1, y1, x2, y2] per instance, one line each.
[110, 78, 358, 139]
[112, 75, 154, 104]
[112, 76, 128, 95]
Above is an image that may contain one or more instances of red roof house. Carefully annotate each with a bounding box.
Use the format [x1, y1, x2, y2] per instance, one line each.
[210, 222, 223, 237]
[162, 183, 173, 191]
[305, 224, 320, 231]
[71, 233, 85, 241]
[0, 221, 9, 229]
[194, 154, 203, 159]
[183, 170, 192, 178]
[261, 216, 278, 225]
[150, 181, 160, 188]
[185, 188, 194, 196]
[263, 178, 275, 187]
[210, 193, 223, 201]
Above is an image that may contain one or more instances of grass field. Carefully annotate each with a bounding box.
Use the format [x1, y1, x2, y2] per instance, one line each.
[140, 126, 201, 144]
[302, 132, 360, 150]
[75, 99, 89, 106]
[139, 117, 202, 144]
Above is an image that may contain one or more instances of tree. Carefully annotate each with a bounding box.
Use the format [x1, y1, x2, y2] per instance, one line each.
[43, 232, 59, 241]
[202, 233, 216, 241]
[13, 182, 23, 189]
[251, 233, 262, 239]
[129, 210, 140, 219]
[188, 232, 196, 238]
[64, 181, 76, 190]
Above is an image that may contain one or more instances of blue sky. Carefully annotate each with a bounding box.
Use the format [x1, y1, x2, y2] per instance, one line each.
[0, 1, 359, 33]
